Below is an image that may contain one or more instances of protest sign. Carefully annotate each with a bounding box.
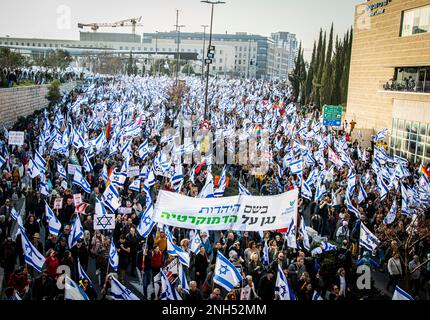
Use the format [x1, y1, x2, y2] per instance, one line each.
[153, 189, 298, 231]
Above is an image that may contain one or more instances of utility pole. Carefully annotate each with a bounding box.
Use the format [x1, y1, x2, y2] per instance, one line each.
[201, 24, 208, 82]
[201, 0, 226, 121]
[174, 10, 185, 85]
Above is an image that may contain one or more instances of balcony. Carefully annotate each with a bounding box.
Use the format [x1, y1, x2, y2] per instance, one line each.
[380, 80, 430, 94]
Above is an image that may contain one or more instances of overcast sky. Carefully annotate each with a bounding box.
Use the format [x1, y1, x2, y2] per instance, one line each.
[0, 0, 363, 60]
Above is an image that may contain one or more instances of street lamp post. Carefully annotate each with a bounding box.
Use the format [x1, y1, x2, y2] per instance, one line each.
[155, 31, 159, 76]
[201, 0, 226, 121]
[174, 9, 185, 85]
[201, 24, 208, 82]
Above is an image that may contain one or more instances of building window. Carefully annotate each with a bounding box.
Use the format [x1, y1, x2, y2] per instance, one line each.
[401, 5, 430, 36]
[219, 58, 223, 63]
[219, 66, 222, 71]
[212, 66, 216, 70]
[220, 50, 223, 54]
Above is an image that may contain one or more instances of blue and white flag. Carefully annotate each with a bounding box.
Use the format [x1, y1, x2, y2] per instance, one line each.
[102, 184, 121, 213]
[213, 251, 243, 292]
[109, 240, 119, 271]
[299, 217, 311, 251]
[171, 164, 184, 193]
[160, 270, 182, 300]
[83, 152, 93, 173]
[101, 164, 108, 182]
[45, 202, 61, 236]
[110, 170, 127, 189]
[377, 174, 389, 201]
[72, 167, 91, 193]
[301, 180, 313, 200]
[238, 181, 251, 195]
[190, 231, 202, 255]
[137, 201, 156, 238]
[93, 132, 107, 152]
[65, 275, 89, 300]
[198, 172, 214, 198]
[138, 139, 149, 160]
[373, 128, 388, 142]
[261, 241, 270, 268]
[383, 199, 397, 225]
[347, 169, 356, 195]
[312, 291, 323, 300]
[401, 183, 411, 216]
[10, 207, 19, 221]
[77, 258, 93, 287]
[18, 226, 45, 272]
[95, 198, 107, 215]
[165, 227, 190, 268]
[346, 189, 361, 218]
[358, 179, 367, 204]
[289, 158, 303, 175]
[129, 178, 141, 192]
[0, 154, 6, 168]
[315, 181, 327, 201]
[392, 286, 414, 300]
[110, 276, 139, 300]
[214, 166, 227, 197]
[34, 151, 47, 174]
[178, 263, 190, 294]
[275, 265, 295, 300]
[359, 223, 380, 252]
[68, 214, 84, 249]
[321, 241, 337, 252]
[57, 162, 67, 179]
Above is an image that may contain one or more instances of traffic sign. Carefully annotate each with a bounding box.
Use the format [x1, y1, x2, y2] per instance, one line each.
[323, 105, 343, 127]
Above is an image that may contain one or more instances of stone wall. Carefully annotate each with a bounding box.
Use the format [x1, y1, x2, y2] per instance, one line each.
[0, 81, 76, 127]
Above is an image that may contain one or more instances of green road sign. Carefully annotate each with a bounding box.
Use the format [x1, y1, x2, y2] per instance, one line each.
[323, 105, 343, 127]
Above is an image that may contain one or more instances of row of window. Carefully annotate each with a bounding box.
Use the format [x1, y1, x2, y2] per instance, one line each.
[390, 118, 430, 163]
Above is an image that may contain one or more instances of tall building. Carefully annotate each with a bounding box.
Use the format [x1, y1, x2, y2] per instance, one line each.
[346, 0, 430, 163]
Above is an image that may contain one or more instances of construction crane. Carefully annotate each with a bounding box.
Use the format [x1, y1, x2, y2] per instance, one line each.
[77, 16, 143, 34]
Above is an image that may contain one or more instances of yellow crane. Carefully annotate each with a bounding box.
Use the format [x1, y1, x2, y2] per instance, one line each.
[78, 16, 143, 34]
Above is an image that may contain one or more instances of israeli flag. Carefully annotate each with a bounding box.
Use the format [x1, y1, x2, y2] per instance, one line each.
[78, 258, 93, 287]
[198, 172, 214, 198]
[110, 170, 127, 189]
[315, 182, 327, 201]
[312, 291, 323, 300]
[94, 132, 107, 152]
[160, 270, 182, 300]
[358, 180, 367, 204]
[383, 199, 397, 225]
[28, 158, 41, 179]
[109, 240, 119, 271]
[68, 214, 84, 249]
[120, 140, 132, 159]
[129, 178, 141, 192]
[238, 181, 251, 195]
[190, 231, 202, 255]
[373, 128, 388, 142]
[165, 228, 190, 268]
[0, 154, 6, 168]
[72, 167, 91, 193]
[137, 202, 156, 238]
[359, 223, 380, 252]
[110, 276, 139, 300]
[301, 180, 313, 200]
[45, 202, 61, 236]
[101, 164, 108, 182]
[299, 218, 311, 251]
[347, 169, 356, 194]
[57, 162, 67, 179]
[401, 183, 411, 216]
[346, 190, 361, 218]
[214, 166, 227, 197]
[146, 168, 156, 187]
[171, 164, 184, 193]
[65, 275, 89, 300]
[213, 251, 243, 292]
[138, 139, 149, 160]
[102, 184, 121, 213]
[377, 174, 389, 201]
[275, 265, 295, 300]
[95, 198, 107, 215]
[72, 128, 86, 149]
[175, 263, 189, 294]
[289, 158, 303, 175]
[34, 151, 47, 174]
[18, 226, 45, 272]
[83, 152, 93, 173]
[261, 241, 270, 268]
[392, 286, 414, 300]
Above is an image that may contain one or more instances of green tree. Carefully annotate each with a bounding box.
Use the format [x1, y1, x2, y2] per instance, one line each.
[288, 42, 306, 102]
[181, 63, 195, 75]
[321, 23, 334, 106]
[46, 79, 61, 106]
[305, 41, 317, 105]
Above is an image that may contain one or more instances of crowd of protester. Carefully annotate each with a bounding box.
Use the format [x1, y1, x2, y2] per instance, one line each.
[0, 74, 429, 301]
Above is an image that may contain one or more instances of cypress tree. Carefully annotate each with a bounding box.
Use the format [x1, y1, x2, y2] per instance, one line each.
[321, 23, 334, 106]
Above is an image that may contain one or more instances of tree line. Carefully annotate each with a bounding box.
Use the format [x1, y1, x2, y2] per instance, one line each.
[289, 24, 353, 108]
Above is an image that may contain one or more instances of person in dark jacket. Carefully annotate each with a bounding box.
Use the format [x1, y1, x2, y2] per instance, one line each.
[31, 270, 56, 300]
[257, 269, 276, 300]
[184, 281, 203, 300]
[0, 237, 17, 283]
[194, 246, 209, 288]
